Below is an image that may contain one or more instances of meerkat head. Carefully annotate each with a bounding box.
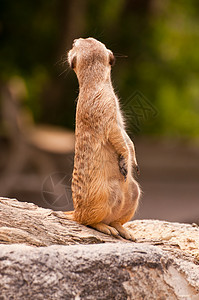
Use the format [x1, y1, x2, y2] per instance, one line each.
[68, 38, 115, 82]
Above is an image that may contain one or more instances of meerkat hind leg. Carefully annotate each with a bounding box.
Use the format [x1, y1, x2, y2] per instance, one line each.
[110, 221, 135, 241]
[89, 222, 119, 237]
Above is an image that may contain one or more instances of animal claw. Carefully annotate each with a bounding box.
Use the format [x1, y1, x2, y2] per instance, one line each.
[135, 164, 140, 175]
[119, 155, 128, 180]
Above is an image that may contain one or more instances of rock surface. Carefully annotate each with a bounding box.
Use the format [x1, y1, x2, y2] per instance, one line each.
[0, 197, 199, 299]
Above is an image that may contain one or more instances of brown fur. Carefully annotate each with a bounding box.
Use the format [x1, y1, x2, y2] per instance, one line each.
[65, 38, 141, 240]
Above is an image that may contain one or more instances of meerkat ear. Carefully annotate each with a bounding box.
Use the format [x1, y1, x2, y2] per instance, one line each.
[70, 56, 77, 69]
[109, 51, 115, 66]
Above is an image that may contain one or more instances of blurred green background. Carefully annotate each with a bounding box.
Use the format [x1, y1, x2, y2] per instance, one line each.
[0, 0, 198, 223]
[1, 0, 199, 136]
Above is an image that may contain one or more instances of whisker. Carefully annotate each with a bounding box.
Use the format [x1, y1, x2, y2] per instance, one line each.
[58, 68, 70, 77]
[55, 53, 69, 67]
[61, 59, 68, 65]
[114, 53, 128, 58]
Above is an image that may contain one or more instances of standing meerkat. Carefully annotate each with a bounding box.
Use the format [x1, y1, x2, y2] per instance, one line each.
[66, 37, 141, 240]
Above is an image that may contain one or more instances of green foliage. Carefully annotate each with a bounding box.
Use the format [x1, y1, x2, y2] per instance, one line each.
[0, 0, 199, 137]
[149, 0, 199, 136]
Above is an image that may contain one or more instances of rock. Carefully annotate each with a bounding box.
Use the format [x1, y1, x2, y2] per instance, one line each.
[0, 197, 118, 246]
[0, 197, 199, 299]
[0, 243, 199, 299]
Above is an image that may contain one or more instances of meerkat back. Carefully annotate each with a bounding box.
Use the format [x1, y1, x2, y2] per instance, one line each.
[65, 37, 141, 240]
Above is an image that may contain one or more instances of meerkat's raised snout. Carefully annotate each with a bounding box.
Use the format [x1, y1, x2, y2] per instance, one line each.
[65, 37, 141, 240]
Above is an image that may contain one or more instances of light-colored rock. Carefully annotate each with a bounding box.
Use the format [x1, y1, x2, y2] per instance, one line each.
[0, 197, 199, 299]
[0, 243, 199, 300]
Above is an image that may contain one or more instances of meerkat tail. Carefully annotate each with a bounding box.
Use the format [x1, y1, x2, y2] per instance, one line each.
[64, 211, 74, 220]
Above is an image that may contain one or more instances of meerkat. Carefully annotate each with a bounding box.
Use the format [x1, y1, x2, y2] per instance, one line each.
[66, 37, 141, 240]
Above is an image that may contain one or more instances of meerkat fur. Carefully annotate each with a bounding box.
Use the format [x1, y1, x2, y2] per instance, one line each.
[65, 37, 141, 240]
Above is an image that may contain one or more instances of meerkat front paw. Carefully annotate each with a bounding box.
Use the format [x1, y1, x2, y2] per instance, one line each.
[119, 155, 128, 180]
